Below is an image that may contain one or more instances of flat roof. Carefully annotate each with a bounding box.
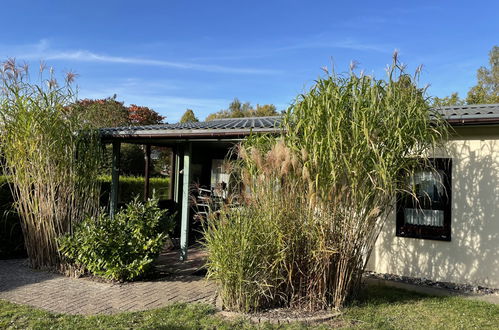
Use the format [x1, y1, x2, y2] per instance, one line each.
[100, 116, 282, 141]
[100, 104, 499, 141]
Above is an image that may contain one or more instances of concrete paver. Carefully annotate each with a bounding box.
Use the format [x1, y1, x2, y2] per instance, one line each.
[0, 255, 216, 315]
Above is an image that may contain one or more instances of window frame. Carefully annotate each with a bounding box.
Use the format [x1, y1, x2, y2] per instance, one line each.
[396, 158, 452, 241]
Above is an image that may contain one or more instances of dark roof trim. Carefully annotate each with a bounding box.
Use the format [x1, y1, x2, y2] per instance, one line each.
[102, 128, 281, 141]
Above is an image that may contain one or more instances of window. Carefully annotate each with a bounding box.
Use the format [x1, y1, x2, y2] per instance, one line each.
[396, 158, 452, 241]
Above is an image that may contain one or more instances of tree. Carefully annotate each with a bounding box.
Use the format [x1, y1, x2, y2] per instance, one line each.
[435, 46, 499, 105]
[432, 92, 465, 107]
[71, 98, 165, 128]
[254, 104, 278, 117]
[71, 96, 129, 128]
[180, 109, 199, 123]
[466, 46, 499, 104]
[71, 98, 165, 175]
[206, 98, 279, 121]
[128, 104, 165, 126]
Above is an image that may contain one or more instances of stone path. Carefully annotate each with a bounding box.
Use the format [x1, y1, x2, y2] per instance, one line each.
[0, 250, 217, 315]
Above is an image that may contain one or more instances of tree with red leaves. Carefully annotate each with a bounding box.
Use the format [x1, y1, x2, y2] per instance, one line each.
[70, 96, 165, 128]
[71, 97, 130, 128]
[128, 104, 165, 126]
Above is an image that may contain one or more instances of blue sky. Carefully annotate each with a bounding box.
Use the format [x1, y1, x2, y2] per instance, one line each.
[1, 1, 497, 122]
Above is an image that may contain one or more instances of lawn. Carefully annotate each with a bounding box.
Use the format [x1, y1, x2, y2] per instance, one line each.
[1, 285, 498, 329]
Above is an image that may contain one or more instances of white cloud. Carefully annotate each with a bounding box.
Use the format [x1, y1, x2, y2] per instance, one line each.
[4, 39, 280, 75]
[190, 36, 392, 61]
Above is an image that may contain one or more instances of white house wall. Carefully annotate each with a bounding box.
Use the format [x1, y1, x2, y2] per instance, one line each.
[368, 126, 499, 288]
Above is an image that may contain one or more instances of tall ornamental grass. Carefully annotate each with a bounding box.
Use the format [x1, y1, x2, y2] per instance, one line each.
[203, 54, 448, 311]
[0, 60, 101, 269]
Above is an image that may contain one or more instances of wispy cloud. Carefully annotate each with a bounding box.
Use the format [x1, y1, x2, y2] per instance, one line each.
[6, 39, 280, 75]
[42, 50, 279, 74]
[191, 37, 392, 61]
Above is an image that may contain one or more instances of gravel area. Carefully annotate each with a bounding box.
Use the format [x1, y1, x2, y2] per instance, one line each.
[364, 271, 499, 295]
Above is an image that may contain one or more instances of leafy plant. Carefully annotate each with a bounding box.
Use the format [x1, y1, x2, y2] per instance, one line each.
[204, 53, 448, 311]
[0, 60, 102, 269]
[58, 196, 174, 281]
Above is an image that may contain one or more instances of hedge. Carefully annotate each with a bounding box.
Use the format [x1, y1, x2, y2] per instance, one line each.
[0, 176, 170, 259]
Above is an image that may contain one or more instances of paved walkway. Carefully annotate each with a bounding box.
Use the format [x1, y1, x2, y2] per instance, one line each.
[0, 249, 217, 315]
[2, 252, 498, 316]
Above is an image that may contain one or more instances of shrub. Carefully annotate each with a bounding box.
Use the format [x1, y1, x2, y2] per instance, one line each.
[0, 175, 171, 259]
[0, 61, 101, 268]
[203, 202, 286, 312]
[99, 175, 170, 206]
[58, 196, 174, 281]
[204, 54, 448, 311]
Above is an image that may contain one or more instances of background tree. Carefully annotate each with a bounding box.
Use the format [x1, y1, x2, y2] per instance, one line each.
[70, 96, 129, 128]
[71, 98, 166, 176]
[180, 109, 199, 123]
[254, 104, 279, 117]
[432, 92, 465, 107]
[70, 97, 165, 127]
[433, 45, 498, 106]
[206, 98, 279, 121]
[466, 46, 499, 104]
[128, 104, 164, 125]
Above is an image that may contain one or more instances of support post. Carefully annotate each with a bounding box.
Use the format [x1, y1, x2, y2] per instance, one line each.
[173, 146, 182, 204]
[110, 141, 121, 219]
[168, 148, 175, 200]
[144, 144, 151, 201]
[180, 142, 191, 261]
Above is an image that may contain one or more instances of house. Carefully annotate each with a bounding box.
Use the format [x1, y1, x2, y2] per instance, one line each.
[368, 104, 499, 288]
[100, 104, 499, 288]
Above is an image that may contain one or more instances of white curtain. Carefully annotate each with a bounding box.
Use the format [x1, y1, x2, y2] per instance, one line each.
[404, 169, 445, 227]
[404, 208, 444, 227]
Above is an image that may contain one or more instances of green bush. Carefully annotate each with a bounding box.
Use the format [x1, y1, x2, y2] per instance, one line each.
[0, 175, 170, 259]
[99, 176, 170, 206]
[58, 196, 174, 281]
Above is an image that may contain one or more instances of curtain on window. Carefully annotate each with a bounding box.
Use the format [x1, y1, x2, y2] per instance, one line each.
[404, 170, 445, 227]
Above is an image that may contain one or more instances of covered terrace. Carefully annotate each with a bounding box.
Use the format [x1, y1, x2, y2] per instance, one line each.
[99, 116, 282, 260]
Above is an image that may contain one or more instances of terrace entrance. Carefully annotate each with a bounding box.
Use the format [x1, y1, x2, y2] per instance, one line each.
[100, 116, 281, 260]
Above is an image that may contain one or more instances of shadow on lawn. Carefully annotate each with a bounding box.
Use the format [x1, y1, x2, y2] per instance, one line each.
[350, 284, 435, 307]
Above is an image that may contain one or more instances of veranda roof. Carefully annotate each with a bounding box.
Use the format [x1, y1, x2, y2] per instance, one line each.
[100, 104, 499, 141]
[100, 116, 282, 141]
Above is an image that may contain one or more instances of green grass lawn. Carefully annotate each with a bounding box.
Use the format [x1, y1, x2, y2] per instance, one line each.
[1, 285, 498, 329]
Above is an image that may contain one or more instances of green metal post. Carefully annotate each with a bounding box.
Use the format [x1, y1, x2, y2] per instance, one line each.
[168, 148, 175, 200]
[180, 142, 191, 261]
[173, 146, 182, 204]
[143, 144, 151, 201]
[110, 141, 121, 219]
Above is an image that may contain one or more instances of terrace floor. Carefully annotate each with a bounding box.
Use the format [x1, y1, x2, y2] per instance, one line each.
[0, 247, 216, 315]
